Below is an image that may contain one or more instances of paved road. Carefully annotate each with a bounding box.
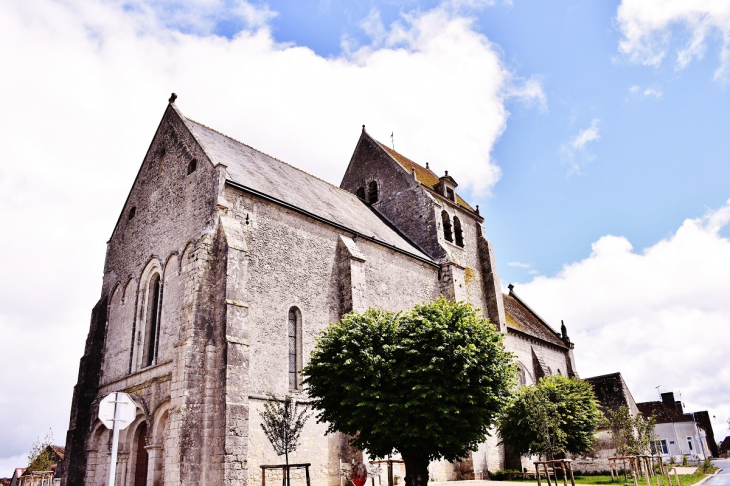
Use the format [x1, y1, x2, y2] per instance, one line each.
[705, 460, 730, 486]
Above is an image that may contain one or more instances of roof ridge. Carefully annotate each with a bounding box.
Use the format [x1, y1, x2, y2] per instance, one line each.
[185, 117, 359, 199]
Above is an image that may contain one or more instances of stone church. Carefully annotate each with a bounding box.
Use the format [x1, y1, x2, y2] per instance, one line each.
[58, 98, 578, 486]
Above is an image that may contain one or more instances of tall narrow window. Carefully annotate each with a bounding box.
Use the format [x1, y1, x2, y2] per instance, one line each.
[356, 187, 366, 201]
[143, 273, 161, 367]
[288, 307, 301, 390]
[441, 210, 453, 242]
[453, 216, 464, 247]
[368, 181, 378, 203]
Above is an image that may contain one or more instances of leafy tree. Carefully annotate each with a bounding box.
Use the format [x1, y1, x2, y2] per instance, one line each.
[605, 406, 656, 456]
[260, 395, 312, 486]
[27, 429, 55, 473]
[303, 297, 516, 486]
[500, 375, 602, 460]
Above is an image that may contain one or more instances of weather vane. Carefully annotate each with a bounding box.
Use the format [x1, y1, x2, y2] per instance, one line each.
[391, 132, 395, 150]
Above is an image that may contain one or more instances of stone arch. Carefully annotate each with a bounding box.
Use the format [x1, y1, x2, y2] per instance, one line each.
[122, 277, 137, 305]
[86, 421, 111, 486]
[453, 216, 464, 247]
[134, 259, 164, 372]
[368, 180, 379, 203]
[149, 401, 171, 486]
[441, 210, 453, 243]
[103, 284, 135, 383]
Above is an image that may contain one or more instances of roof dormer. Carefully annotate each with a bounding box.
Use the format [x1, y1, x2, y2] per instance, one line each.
[434, 171, 458, 202]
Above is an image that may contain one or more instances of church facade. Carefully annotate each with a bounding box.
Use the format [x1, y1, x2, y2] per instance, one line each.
[58, 99, 578, 486]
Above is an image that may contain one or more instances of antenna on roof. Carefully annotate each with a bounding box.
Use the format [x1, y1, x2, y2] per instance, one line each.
[390, 132, 395, 150]
[656, 385, 662, 397]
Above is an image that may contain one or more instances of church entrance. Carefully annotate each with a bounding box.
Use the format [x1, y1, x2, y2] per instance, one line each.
[134, 423, 149, 486]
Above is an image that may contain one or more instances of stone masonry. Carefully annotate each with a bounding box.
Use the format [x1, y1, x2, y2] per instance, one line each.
[59, 99, 579, 486]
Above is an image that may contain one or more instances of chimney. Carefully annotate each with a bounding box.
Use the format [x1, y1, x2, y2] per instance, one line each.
[675, 401, 684, 413]
[661, 392, 676, 408]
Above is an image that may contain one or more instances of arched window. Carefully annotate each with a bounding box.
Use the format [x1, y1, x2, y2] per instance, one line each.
[368, 181, 378, 203]
[441, 211, 453, 242]
[356, 187, 366, 201]
[288, 307, 302, 390]
[187, 159, 197, 175]
[453, 216, 464, 247]
[143, 273, 161, 368]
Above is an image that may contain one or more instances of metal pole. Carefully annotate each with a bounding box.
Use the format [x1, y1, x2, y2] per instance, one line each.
[108, 392, 122, 486]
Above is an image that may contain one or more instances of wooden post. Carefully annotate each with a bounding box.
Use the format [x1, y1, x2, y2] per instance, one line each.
[568, 461, 576, 486]
[263, 467, 266, 486]
[664, 466, 671, 486]
[536, 464, 542, 486]
[388, 461, 393, 486]
[306, 465, 311, 486]
[283, 467, 287, 486]
[610, 460, 615, 482]
[673, 468, 679, 486]
[632, 470, 639, 486]
[561, 461, 568, 486]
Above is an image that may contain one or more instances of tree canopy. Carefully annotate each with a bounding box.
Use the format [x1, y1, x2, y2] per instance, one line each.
[302, 297, 516, 486]
[499, 375, 602, 459]
[605, 405, 656, 456]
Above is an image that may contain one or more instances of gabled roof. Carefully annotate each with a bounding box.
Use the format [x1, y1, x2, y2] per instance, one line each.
[503, 290, 568, 349]
[181, 116, 433, 263]
[584, 372, 638, 414]
[372, 138, 476, 212]
[636, 401, 694, 424]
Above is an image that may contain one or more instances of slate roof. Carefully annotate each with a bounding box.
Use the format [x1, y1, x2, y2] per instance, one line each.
[503, 291, 568, 348]
[636, 401, 694, 424]
[584, 372, 638, 414]
[182, 116, 432, 263]
[374, 140, 476, 212]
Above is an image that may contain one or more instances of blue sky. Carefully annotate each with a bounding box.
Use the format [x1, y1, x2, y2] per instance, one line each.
[2, 0, 730, 476]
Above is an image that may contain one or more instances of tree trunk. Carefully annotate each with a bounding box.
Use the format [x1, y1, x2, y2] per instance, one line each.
[402, 454, 430, 486]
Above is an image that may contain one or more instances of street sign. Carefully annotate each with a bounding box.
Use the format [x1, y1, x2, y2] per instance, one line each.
[98, 392, 138, 485]
[99, 392, 136, 430]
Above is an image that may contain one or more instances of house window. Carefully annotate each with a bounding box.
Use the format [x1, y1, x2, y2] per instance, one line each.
[142, 273, 161, 368]
[442, 211, 453, 242]
[356, 187, 366, 201]
[288, 307, 302, 390]
[368, 181, 378, 203]
[187, 159, 197, 175]
[687, 436, 694, 452]
[453, 216, 464, 247]
[655, 439, 669, 455]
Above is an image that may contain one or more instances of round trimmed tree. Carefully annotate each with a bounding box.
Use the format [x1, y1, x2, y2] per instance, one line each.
[302, 297, 516, 486]
[499, 375, 602, 460]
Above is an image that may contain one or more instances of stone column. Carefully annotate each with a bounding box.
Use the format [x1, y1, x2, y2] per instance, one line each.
[145, 444, 164, 486]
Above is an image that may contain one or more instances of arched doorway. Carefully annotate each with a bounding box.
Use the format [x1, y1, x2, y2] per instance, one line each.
[134, 422, 149, 486]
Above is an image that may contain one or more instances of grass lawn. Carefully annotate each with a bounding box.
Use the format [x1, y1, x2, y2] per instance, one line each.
[507, 473, 710, 486]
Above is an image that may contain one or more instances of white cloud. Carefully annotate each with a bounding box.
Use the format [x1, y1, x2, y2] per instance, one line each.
[0, 0, 543, 474]
[643, 87, 663, 98]
[508, 261, 531, 268]
[514, 199, 730, 444]
[629, 84, 640, 93]
[616, 0, 730, 81]
[560, 118, 600, 174]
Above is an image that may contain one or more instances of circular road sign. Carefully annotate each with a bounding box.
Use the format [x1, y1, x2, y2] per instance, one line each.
[98, 392, 137, 430]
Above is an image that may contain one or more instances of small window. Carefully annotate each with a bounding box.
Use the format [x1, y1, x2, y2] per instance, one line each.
[446, 187, 455, 201]
[453, 216, 464, 247]
[187, 159, 197, 175]
[687, 437, 694, 452]
[441, 210, 453, 242]
[356, 187, 366, 201]
[288, 307, 302, 390]
[368, 181, 378, 203]
[128, 207, 136, 220]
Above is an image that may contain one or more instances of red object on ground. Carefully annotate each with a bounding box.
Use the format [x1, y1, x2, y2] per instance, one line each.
[351, 463, 368, 486]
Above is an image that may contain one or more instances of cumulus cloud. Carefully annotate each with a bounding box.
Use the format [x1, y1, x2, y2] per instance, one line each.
[560, 118, 600, 174]
[514, 199, 730, 442]
[0, 0, 543, 474]
[616, 0, 730, 81]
